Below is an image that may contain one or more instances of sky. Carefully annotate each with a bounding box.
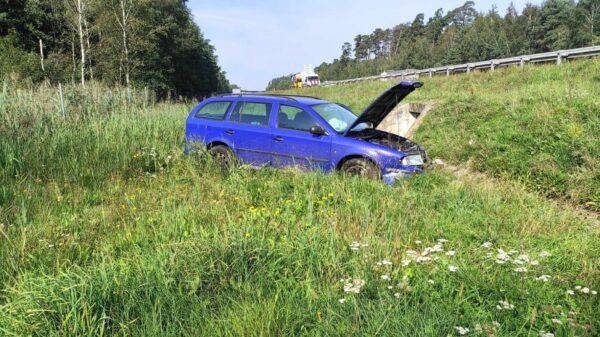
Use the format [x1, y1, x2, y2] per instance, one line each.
[188, 0, 538, 90]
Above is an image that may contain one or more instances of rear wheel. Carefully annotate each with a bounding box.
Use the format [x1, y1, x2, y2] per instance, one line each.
[340, 158, 379, 179]
[208, 145, 236, 170]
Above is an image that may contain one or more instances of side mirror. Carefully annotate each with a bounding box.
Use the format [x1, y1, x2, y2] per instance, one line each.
[309, 125, 327, 136]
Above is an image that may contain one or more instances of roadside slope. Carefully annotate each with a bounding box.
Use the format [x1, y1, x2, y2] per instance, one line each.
[280, 59, 600, 211]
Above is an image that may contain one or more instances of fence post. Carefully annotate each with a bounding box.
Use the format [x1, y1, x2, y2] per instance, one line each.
[58, 83, 65, 118]
[0, 81, 6, 117]
[144, 86, 148, 109]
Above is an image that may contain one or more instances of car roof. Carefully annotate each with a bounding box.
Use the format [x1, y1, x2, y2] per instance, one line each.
[213, 93, 328, 106]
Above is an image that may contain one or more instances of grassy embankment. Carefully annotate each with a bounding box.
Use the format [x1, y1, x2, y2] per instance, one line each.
[0, 61, 598, 337]
[282, 58, 600, 212]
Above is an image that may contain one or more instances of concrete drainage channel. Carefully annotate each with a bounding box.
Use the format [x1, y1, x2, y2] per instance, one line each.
[377, 102, 435, 138]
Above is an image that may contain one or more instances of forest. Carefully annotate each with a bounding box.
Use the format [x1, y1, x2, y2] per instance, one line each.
[0, 0, 230, 98]
[267, 0, 600, 90]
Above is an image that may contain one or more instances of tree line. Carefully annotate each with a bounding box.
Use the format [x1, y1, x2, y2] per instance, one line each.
[267, 0, 599, 90]
[1, 0, 231, 98]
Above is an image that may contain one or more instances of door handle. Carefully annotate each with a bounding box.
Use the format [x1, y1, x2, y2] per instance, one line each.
[273, 136, 284, 142]
[225, 129, 235, 135]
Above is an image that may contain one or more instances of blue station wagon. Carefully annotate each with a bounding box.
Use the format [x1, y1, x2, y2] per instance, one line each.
[183, 80, 429, 184]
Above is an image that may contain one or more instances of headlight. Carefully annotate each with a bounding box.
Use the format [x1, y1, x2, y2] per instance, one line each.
[401, 154, 424, 166]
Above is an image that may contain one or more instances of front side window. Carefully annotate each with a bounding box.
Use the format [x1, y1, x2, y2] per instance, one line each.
[278, 105, 320, 132]
[310, 103, 358, 133]
[194, 101, 232, 120]
[229, 102, 272, 126]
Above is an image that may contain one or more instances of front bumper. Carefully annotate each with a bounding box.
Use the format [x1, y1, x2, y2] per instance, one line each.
[382, 170, 415, 185]
[382, 164, 430, 185]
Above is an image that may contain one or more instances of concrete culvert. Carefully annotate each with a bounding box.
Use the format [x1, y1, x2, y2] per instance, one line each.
[376, 102, 434, 138]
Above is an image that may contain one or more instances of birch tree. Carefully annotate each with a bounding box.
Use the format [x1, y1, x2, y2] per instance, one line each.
[64, 0, 88, 86]
[115, 0, 133, 87]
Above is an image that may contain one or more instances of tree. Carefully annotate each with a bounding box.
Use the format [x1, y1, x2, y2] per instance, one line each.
[530, 0, 576, 52]
[446, 1, 478, 29]
[64, 0, 88, 85]
[353, 34, 368, 61]
[410, 13, 425, 38]
[426, 8, 447, 47]
[340, 42, 352, 64]
[113, 0, 134, 87]
[576, 0, 600, 45]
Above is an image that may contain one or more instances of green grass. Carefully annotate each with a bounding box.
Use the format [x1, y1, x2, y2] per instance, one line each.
[0, 69, 599, 336]
[281, 59, 600, 211]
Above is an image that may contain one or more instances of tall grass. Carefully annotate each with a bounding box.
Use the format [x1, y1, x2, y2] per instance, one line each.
[282, 59, 600, 211]
[0, 78, 598, 336]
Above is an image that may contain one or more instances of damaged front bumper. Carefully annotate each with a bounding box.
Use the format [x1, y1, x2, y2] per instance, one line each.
[382, 162, 431, 185]
[382, 168, 418, 185]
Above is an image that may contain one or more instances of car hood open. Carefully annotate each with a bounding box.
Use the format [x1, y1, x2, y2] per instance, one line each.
[343, 81, 423, 136]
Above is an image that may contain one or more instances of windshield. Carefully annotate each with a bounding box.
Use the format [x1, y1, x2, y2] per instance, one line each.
[311, 103, 358, 133]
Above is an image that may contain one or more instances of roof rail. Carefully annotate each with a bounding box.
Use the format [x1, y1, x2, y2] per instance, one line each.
[215, 92, 322, 101]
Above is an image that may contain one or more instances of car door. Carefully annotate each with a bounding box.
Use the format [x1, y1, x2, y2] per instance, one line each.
[271, 103, 332, 170]
[223, 100, 274, 166]
[186, 100, 234, 145]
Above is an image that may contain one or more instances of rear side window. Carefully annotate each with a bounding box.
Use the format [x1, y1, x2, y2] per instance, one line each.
[194, 101, 232, 120]
[229, 102, 272, 126]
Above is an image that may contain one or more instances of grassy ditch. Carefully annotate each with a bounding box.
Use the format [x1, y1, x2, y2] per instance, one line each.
[0, 79, 598, 336]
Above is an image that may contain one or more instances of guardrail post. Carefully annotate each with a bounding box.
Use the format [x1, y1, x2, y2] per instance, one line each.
[556, 53, 562, 65]
[520, 58, 525, 68]
[428, 71, 432, 78]
[446, 67, 450, 77]
[467, 65, 471, 74]
[491, 61, 495, 72]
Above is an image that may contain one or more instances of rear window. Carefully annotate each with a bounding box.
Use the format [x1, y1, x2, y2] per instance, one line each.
[229, 102, 272, 126]
[194, 101, 232, 120]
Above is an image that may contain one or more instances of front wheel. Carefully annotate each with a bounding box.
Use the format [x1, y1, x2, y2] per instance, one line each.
[208, 145, 236, 170]
[340, 158, 379, 179]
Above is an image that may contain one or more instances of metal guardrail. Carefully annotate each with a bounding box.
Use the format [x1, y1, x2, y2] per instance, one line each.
[322, 45, 600, 86]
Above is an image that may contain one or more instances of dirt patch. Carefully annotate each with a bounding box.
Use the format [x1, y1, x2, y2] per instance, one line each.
[434, 159, 600, 227]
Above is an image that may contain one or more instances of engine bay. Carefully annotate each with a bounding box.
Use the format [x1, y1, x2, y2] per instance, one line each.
[347, 128, 428, 157]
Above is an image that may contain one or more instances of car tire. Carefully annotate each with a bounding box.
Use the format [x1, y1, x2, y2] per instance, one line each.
[340, 158, 379, 179]
[208, 145, 236, 170]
